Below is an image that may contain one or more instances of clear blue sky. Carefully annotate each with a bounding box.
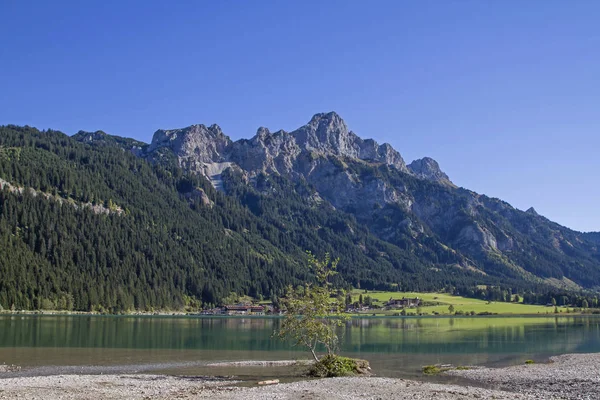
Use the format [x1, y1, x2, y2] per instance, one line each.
[1, 1, 598, 232]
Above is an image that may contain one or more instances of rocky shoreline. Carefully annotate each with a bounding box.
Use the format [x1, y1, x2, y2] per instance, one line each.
[447, 353, 600, 399]
[1, 353, 598, 399]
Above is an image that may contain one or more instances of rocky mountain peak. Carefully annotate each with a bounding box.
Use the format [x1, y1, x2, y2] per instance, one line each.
[526, 207, 539, 216]
[293, 112, 352, 154]
[208, 123, 225, 136]
[287, 112, 408, 172]
[307, 111, 347, 130]
[149, 124, 232, 163]
[256, 126, 270, 137]
[143, 112, 416, 181]
[408, 157, 454, 186]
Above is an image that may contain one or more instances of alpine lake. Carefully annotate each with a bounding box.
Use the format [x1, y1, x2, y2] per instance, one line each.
[1, 315, 599, 382]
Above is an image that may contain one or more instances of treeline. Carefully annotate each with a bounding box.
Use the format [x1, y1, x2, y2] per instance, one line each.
[450, 284, 600, 309]
[522, 292, 599, 308]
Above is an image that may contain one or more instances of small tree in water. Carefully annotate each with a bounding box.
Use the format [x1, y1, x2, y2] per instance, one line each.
[275, 252, 349, 362]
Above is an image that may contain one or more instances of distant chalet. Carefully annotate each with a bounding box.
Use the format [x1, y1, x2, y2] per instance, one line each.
[223, 304, 265, 315]
[386, 297, 421, 309]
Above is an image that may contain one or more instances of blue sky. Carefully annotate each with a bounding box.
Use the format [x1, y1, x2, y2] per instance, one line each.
[1, 1, 598, 232]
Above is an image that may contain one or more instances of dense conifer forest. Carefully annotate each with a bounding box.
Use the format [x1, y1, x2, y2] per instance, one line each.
[0, 125, 597, 311]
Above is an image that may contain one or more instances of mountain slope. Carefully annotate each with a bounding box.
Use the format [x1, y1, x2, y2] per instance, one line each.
[0, 125, 310, 310]
[130, 112, 600, 292]
[1, 113, 599, 312]
[584, 232, 600, 244]
[1, 124, 500, 311]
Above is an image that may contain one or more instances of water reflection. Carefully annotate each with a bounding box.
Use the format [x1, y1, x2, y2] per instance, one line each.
[1, 315, 599, 371]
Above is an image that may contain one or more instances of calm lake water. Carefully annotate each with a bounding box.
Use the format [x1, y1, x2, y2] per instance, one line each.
[1, 315, 599, 380]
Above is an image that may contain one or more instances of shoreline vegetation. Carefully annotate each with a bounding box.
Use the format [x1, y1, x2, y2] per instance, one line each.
[1, 309, 598, 318]
[0, 353, 597, 399]
[1, 290, 598, 317]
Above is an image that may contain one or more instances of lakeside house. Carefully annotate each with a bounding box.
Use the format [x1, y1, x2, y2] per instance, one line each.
[223, 304, 265, 315]
[386, 297, 421, 309]
[200, 308, 223, 315]
[199, 304, 277, 315]
[346, 305, 372, 313]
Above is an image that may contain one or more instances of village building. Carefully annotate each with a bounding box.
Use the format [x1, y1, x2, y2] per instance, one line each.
[223, 304, 265, 315]
[386, 297, 421, 309]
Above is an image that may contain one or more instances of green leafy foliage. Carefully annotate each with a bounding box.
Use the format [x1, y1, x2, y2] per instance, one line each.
[275, 252, 348, 361]
[422, 365, 443, 374]
[309, 355, 370, 377]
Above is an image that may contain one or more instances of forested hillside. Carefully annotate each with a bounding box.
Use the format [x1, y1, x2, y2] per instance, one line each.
[0, 126, 308, 311]
[0, 126, 486, 311]
[0, 124, 598, 312]
[584, 232, 600, 244]
[133, 112, 600, 294]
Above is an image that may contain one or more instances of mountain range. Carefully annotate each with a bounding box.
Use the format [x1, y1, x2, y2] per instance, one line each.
[0, 113, 598, 311]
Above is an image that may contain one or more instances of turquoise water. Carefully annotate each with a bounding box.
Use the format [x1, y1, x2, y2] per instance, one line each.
[1, 315, 599, 379]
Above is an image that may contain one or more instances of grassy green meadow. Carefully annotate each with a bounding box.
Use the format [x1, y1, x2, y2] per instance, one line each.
[350, 290, 570, 315]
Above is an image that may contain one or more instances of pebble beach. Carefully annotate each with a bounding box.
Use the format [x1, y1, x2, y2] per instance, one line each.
[1, 353, 599, 399]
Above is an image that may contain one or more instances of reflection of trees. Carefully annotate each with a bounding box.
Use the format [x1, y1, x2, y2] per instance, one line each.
[347, 318, 420, 330]
[1, 316, 599, 357]
[343, 317, 598, 355]
[0, 316, 285, 351]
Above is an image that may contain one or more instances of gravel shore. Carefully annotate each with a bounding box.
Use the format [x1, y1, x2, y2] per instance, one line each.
[0, 374, 533, 400]
[1, 353, 599, 399]
[0, 374, 239, 400]
[447, 353, 600, 399]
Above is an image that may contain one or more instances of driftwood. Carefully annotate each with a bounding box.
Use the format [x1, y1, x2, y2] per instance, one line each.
[257, 379, 280, 385]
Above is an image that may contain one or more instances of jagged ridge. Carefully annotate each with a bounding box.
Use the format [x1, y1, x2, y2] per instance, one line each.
[73, 113, 600, 292]
[145, 112, 444, 182]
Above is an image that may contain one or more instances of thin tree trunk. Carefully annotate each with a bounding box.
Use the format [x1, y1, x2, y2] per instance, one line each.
[302, 338, 320, 362]
[310, 347, 319, 362]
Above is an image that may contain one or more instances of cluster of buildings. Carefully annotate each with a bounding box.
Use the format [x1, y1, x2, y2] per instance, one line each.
[199, 297, 421, 316]
[200, 304, 275, 316]
[385, 297, 421, 309]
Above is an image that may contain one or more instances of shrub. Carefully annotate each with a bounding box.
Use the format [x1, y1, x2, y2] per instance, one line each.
[525, 360, 535, 364]
[309, 355, 370, 377]
[422, 365, 442, 374]
[422, 364, 471, 374]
